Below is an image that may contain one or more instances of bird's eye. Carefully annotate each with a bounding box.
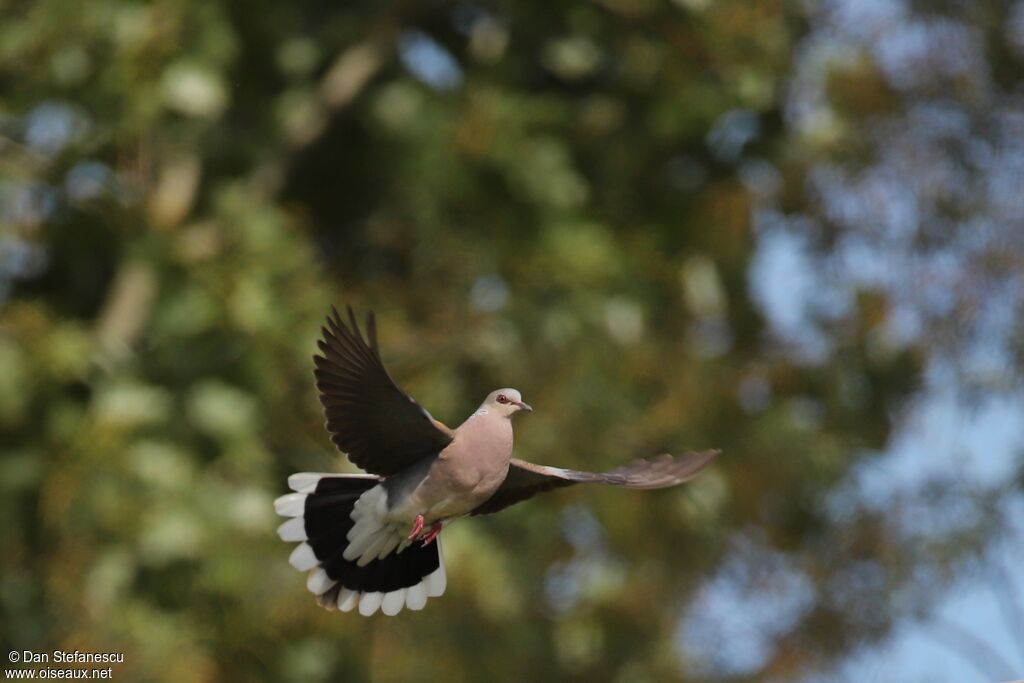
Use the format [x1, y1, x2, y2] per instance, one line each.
[497, 394, 508, 403]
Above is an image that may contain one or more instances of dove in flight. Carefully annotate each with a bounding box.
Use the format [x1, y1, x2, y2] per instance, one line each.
[275, 307, 719, 616]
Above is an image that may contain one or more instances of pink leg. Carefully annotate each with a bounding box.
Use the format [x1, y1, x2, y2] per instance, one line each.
[407, 514, 424, 540]
[422, 522, 442, 545]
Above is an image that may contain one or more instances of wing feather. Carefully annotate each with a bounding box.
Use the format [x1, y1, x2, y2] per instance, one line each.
[314, 306, 453, 476]
[471, 450, 720, 516]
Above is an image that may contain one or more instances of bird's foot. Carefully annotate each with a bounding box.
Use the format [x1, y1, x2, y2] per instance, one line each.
[407, 514, 425, 541]
[421, 522, 442, 546]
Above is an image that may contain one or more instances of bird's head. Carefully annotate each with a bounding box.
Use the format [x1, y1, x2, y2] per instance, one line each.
[484, 388, 532, 418]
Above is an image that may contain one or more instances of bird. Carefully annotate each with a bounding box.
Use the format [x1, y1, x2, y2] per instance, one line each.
[274, 306, 719, 616]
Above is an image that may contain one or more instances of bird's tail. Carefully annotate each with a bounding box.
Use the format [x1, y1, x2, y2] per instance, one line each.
[274, 472, 446, 616]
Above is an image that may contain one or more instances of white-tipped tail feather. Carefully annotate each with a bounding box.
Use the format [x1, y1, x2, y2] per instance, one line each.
[331, 553, 446, 616]
[358, 591, 383, 617]
[287, 473, 328, 494]
[274, 492, 306, 517]
[338, 588, 359, 612]
[277, 517, 306, 541]
[306, 567, 335, 595]
[289, 542, 319, 571]
[405, 582, 428, 611]
[287, 472, 376, 493]
[382, 589, 406, 616]
[275, 476, 447, 616]
[423, 559, 447, 597]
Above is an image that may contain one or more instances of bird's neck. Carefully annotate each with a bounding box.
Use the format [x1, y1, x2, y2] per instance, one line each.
[455, 409, 514, 450]
[462, 408, 511, 429]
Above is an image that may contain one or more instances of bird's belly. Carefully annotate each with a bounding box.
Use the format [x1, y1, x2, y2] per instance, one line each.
[390, 448, 510, 523]
[384, 415, 514, 524]
[426, 456, 509, 520]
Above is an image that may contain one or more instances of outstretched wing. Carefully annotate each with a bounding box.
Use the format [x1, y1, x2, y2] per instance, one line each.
[471, 450, 720, 516]
[314, 306, 453, 476]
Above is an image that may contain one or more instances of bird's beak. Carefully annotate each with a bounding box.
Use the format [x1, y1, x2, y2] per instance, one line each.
[516, 401, 533, 412]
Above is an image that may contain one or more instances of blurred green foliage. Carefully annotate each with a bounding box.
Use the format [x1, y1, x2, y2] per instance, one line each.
[3, 0, 1021, 681]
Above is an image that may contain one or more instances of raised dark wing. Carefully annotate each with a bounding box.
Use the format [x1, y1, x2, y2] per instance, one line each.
[471, 450, 720, 516]
[313, 306, 453, 476]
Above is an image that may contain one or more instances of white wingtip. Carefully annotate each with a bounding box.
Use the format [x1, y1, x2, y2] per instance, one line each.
[289, 543, 319, 571]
